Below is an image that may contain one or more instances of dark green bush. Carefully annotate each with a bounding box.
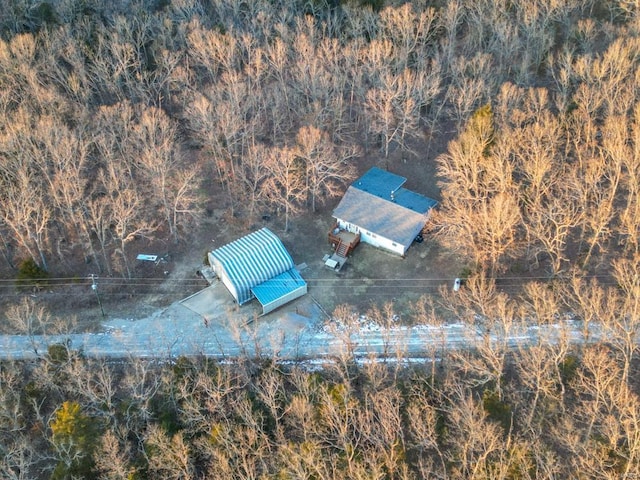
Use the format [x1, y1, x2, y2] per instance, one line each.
[483, 389, 512, 431]
[47, 343, 70, 366]
[358, 0, 384, 12]
[559, 354, 580, 385]
[33, 2, 58, 25]
[17, 258, 49, 289]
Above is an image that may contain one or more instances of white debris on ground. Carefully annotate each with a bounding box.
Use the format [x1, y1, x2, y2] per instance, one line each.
[321, 313, 404, 334]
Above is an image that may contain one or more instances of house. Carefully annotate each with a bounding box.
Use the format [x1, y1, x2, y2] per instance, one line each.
[331, 167, 438, 256]
[208, 228, 307, 315]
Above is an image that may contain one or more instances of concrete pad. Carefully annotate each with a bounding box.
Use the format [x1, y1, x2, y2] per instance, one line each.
[180, 282, 234, 320]
[277, 312, 313, 332]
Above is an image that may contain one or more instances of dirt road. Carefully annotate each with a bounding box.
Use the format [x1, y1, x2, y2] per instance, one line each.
[0, 296, 597, 360]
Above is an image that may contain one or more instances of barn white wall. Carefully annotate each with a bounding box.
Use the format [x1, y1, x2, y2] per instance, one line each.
[260, 284, 308, 315]
[208, 253, 242, 304]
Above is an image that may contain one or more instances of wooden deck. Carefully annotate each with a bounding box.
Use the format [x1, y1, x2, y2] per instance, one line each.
[328, 224, 360, 256]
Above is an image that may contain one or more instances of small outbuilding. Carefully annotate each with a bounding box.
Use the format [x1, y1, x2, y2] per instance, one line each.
[331, 167, 438, 256]
[208, 228, 307, 315]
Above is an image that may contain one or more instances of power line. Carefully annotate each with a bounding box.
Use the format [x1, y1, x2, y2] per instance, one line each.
[0, 278, 623, 289]
[0, 284, 624, 298]
[0, 272, 620, 283]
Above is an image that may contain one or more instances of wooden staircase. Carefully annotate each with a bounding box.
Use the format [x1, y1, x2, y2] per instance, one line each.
[335, 239, 349, 258]
[328, 224, 360, 257]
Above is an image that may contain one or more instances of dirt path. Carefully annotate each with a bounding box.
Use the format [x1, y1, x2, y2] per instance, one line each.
[0, 297, 599, 360]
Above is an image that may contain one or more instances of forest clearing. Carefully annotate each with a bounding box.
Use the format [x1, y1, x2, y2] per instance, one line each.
[1, 0, 640, 477]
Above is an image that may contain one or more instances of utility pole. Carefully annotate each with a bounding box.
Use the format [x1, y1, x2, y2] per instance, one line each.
[90, 274, 105, 318]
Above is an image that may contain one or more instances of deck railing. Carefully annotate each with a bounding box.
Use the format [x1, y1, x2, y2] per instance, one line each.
[328, 223, 360, 256]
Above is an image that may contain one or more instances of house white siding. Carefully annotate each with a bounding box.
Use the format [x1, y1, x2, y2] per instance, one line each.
[336, 220, 357, 234]
[332, 168, 437, 256]
[338, 219, 406, 255]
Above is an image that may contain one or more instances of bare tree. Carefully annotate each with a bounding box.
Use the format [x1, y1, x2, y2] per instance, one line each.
[276, 440, 329, 480]
[145, 425, 194, 480]
[294, 125, 358, 212]
[3, 297, 49, 355]
[28, 116, 99, 265]
[263, 146, 307, 232]
[606, 256, 640, 384]
[570, 114, 625, 267]
[406, 395, 446, 476]
[619, 104, 640, 254]
[133, 107, 202, 243]
[365, 69, 424, 157]
[254, 366, 287, 442]
[524, 192, 582, 275]
[0, 364, 24, 434]
[233, 143, 272, 218]
[85, 14, 170, 104]
[436, 103, 496, 197]
[560, 344, 640, 478]
[325, 304, 362, 362]
[511, 107, 562, 206]
[120, 359, 163, 434]
[38, 26, 92, 108]
[379, 3, 439, 71]
[85, 195, 113, 276]
[435, 105, 523, 273]
[0, 169, 51, 271]
[94, 429, 134, 480]
[185, 90, 255, 216]
[108, 188, 158, 278]
[66, 358, 119, 423]
[442, 383, 507, 479]
[515, 342, 567, 431]
[439, 191, 522, 274]
[0, 434, 38, 480]
[186, 20, 238, 83]
[365, 386, 406, 476]
[446, 69, 489, 129]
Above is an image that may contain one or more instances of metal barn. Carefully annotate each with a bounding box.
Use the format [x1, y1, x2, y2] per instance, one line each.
[208, 228, 307, 314]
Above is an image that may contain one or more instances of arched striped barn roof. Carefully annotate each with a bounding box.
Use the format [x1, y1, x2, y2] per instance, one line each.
[210, 228, 296, 305]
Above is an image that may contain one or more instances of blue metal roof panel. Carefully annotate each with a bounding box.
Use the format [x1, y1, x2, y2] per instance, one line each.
[335, 167, 438, 247]
[394, 188, 438, 214]
[251, 268, 307, 308]
[210, 228, 295, 304]
[333, 187, 434, 247]
[352, 166, 406, 199]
